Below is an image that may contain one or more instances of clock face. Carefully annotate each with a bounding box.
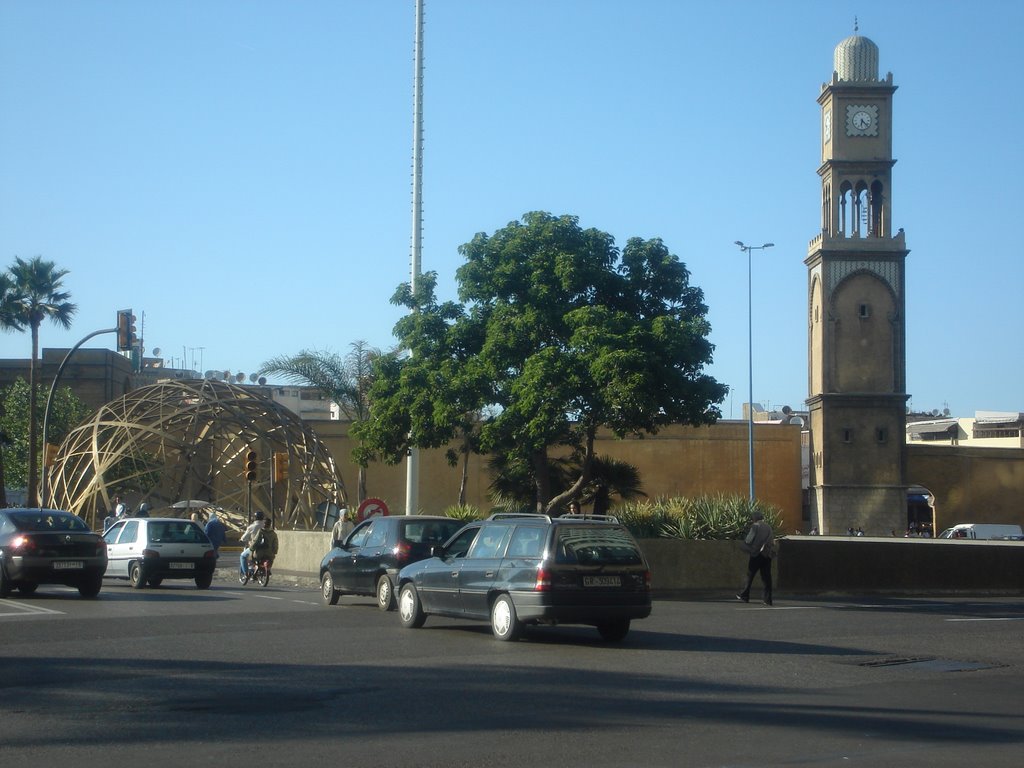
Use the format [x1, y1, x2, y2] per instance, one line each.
[846, 104, 879, 136]
[824, 110, 832, 142]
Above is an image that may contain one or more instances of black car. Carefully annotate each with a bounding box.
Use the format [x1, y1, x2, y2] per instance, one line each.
[319, 515, 465, 611]
[397, 513, 652, 642]
[0, 508, 108, 598]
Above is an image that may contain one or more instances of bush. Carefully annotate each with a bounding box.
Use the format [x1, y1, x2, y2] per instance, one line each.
[617, 495, 781, 540]
[440, 504, 486, 522]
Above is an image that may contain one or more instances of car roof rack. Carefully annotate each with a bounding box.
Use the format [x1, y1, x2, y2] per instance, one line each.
[558, 513, 620, 524]
[487, 512, 552, 522]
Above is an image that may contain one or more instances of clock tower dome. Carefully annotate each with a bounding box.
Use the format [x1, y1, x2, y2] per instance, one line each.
[805, 29, 909, 534]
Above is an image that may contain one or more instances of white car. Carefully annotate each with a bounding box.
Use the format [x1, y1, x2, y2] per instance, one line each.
[102, 517, 217, 589]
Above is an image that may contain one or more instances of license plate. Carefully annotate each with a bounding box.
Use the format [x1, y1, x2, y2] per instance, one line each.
[583, 575, 621, 587]
[169, 562, 194, 570]
[53, 561, 84, 570]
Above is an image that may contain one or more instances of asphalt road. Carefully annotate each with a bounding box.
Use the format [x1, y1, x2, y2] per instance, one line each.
[1, 571, 1022, 768]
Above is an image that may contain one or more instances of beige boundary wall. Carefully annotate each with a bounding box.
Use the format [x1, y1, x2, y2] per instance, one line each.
[273, 531, 1024, 595]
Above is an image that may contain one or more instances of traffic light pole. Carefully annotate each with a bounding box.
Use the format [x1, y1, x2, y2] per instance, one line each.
[40, 327, 117, 508]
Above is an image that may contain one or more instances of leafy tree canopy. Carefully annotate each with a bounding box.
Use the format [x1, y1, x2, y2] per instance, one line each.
[1, 378, 91, 489]
[354, 212, 727, 513]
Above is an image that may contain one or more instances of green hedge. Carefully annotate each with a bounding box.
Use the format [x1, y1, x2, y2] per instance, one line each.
[441, 495, 780, 541]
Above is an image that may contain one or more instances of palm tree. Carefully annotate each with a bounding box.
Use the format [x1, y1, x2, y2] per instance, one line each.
[0, 273, 25, 507]
[9, 256, 77, 507]
[259, 341, 380, 503]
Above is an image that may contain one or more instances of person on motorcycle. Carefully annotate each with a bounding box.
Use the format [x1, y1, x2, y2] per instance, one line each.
[249, 518, 279, 574]
[239, 511, 265, 577]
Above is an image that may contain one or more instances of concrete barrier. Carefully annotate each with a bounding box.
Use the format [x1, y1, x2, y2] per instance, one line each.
[273, 531, 1024, 596]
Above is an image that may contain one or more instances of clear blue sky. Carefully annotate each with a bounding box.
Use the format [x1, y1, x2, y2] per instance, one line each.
[2, 1, 1021, 418]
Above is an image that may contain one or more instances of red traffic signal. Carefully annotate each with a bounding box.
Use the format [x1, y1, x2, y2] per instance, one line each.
[245, 450, 258, 482]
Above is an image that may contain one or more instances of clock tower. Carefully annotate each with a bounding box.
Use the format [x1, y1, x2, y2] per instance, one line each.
[805, 29, 909, 534]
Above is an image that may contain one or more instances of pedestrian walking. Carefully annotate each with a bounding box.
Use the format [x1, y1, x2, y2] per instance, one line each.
[736, 511, 775, 606]
[204, 510, 228, 556]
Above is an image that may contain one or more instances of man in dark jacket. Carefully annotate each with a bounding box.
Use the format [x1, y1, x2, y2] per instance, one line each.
[204, 510, 228, 556]
[736, 511, 775, 606]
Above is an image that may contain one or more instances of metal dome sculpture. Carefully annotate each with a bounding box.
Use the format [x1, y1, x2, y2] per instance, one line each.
[47, 379, 346, 531]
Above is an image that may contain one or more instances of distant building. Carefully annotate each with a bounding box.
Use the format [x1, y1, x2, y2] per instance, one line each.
[907, 411, 1023, 449]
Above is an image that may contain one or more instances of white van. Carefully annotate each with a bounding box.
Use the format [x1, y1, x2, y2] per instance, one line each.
[937, 523, 1024, 540]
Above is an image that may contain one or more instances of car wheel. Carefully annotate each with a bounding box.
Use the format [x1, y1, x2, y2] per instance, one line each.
[490, 594, 522, 642]
[0, 563, 11, 598]
[78, 574, 102, 598]
[18, 582, 38, 596]
[376, 575, 395, 612]
[129, 561, 146, 589]
[596, 619, 631, 642]
[398, 583, 426, 628]
[320, 572, 340, 605]
[148, 577, 163, 588]
[195, 572, 213, 590]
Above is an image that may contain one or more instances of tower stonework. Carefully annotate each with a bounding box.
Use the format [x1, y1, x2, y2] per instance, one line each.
[805, 32, 909, 534]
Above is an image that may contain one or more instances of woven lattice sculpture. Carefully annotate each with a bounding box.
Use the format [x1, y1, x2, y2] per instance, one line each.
[47, 379, 346, 531]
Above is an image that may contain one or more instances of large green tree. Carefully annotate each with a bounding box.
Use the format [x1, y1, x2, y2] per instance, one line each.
[8, 256, 77, 506]
[0, 273, 24, 505]
[356, 212, 727, 513]
[258, 341, 380, 503]
[0, 378, 90, 492]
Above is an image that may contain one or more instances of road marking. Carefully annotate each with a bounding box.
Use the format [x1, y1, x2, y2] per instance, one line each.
[0, 600, 65, 617]
[945, 617, 1024, 622]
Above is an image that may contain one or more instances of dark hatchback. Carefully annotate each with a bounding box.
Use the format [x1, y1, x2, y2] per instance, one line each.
[320, 515, 465, 611]
[397, 513, 652, 642]
[0, 508, 108, 598]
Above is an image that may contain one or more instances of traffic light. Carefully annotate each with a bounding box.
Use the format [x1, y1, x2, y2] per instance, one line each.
[116, 309, 136, 351]
[245, 449, 258, 482]
[272, 451, 288, 482]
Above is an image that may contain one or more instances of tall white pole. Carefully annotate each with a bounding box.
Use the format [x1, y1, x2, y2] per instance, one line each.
[734, 241, 774, 502]
[405, 0, 424, 515]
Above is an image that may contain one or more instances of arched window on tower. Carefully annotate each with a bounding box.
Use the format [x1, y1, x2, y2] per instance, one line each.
[822, 182, 832, 233]
[853, 181, 869, 238]
[869, 180, 885, 237]
[838, 181, 853, 237]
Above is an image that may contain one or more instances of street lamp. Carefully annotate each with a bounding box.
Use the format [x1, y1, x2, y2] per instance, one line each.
[734, 240, 774, 501]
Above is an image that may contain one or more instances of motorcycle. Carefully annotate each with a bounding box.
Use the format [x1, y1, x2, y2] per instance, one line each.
[239, 556, 272, 587]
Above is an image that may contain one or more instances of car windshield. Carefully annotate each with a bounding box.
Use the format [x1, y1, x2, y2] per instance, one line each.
[554, 526, 644, 565]
[8, 511, 90, 533]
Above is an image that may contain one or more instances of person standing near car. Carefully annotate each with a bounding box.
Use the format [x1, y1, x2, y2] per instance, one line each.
[239, 511, 265, 576]
[736, 511, 775, 606]
[205, 510, 227, 556]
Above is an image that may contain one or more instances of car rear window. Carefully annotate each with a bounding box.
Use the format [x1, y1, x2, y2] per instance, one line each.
[403, 519, 464, 545]
[554, 525, 644, 566]
[149, 521, 207, 543]
[9, 511, 90, 533]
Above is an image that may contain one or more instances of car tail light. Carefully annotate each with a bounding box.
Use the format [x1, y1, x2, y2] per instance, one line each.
[95, 540, 107, 556]
[643, 570, 652, 590]
[203, 549, 216, 561]
[142, 548, 160, 559]
[534, 567, 551, 592]
[392, 540, 412, 565]
[10, 535, 35, 552]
